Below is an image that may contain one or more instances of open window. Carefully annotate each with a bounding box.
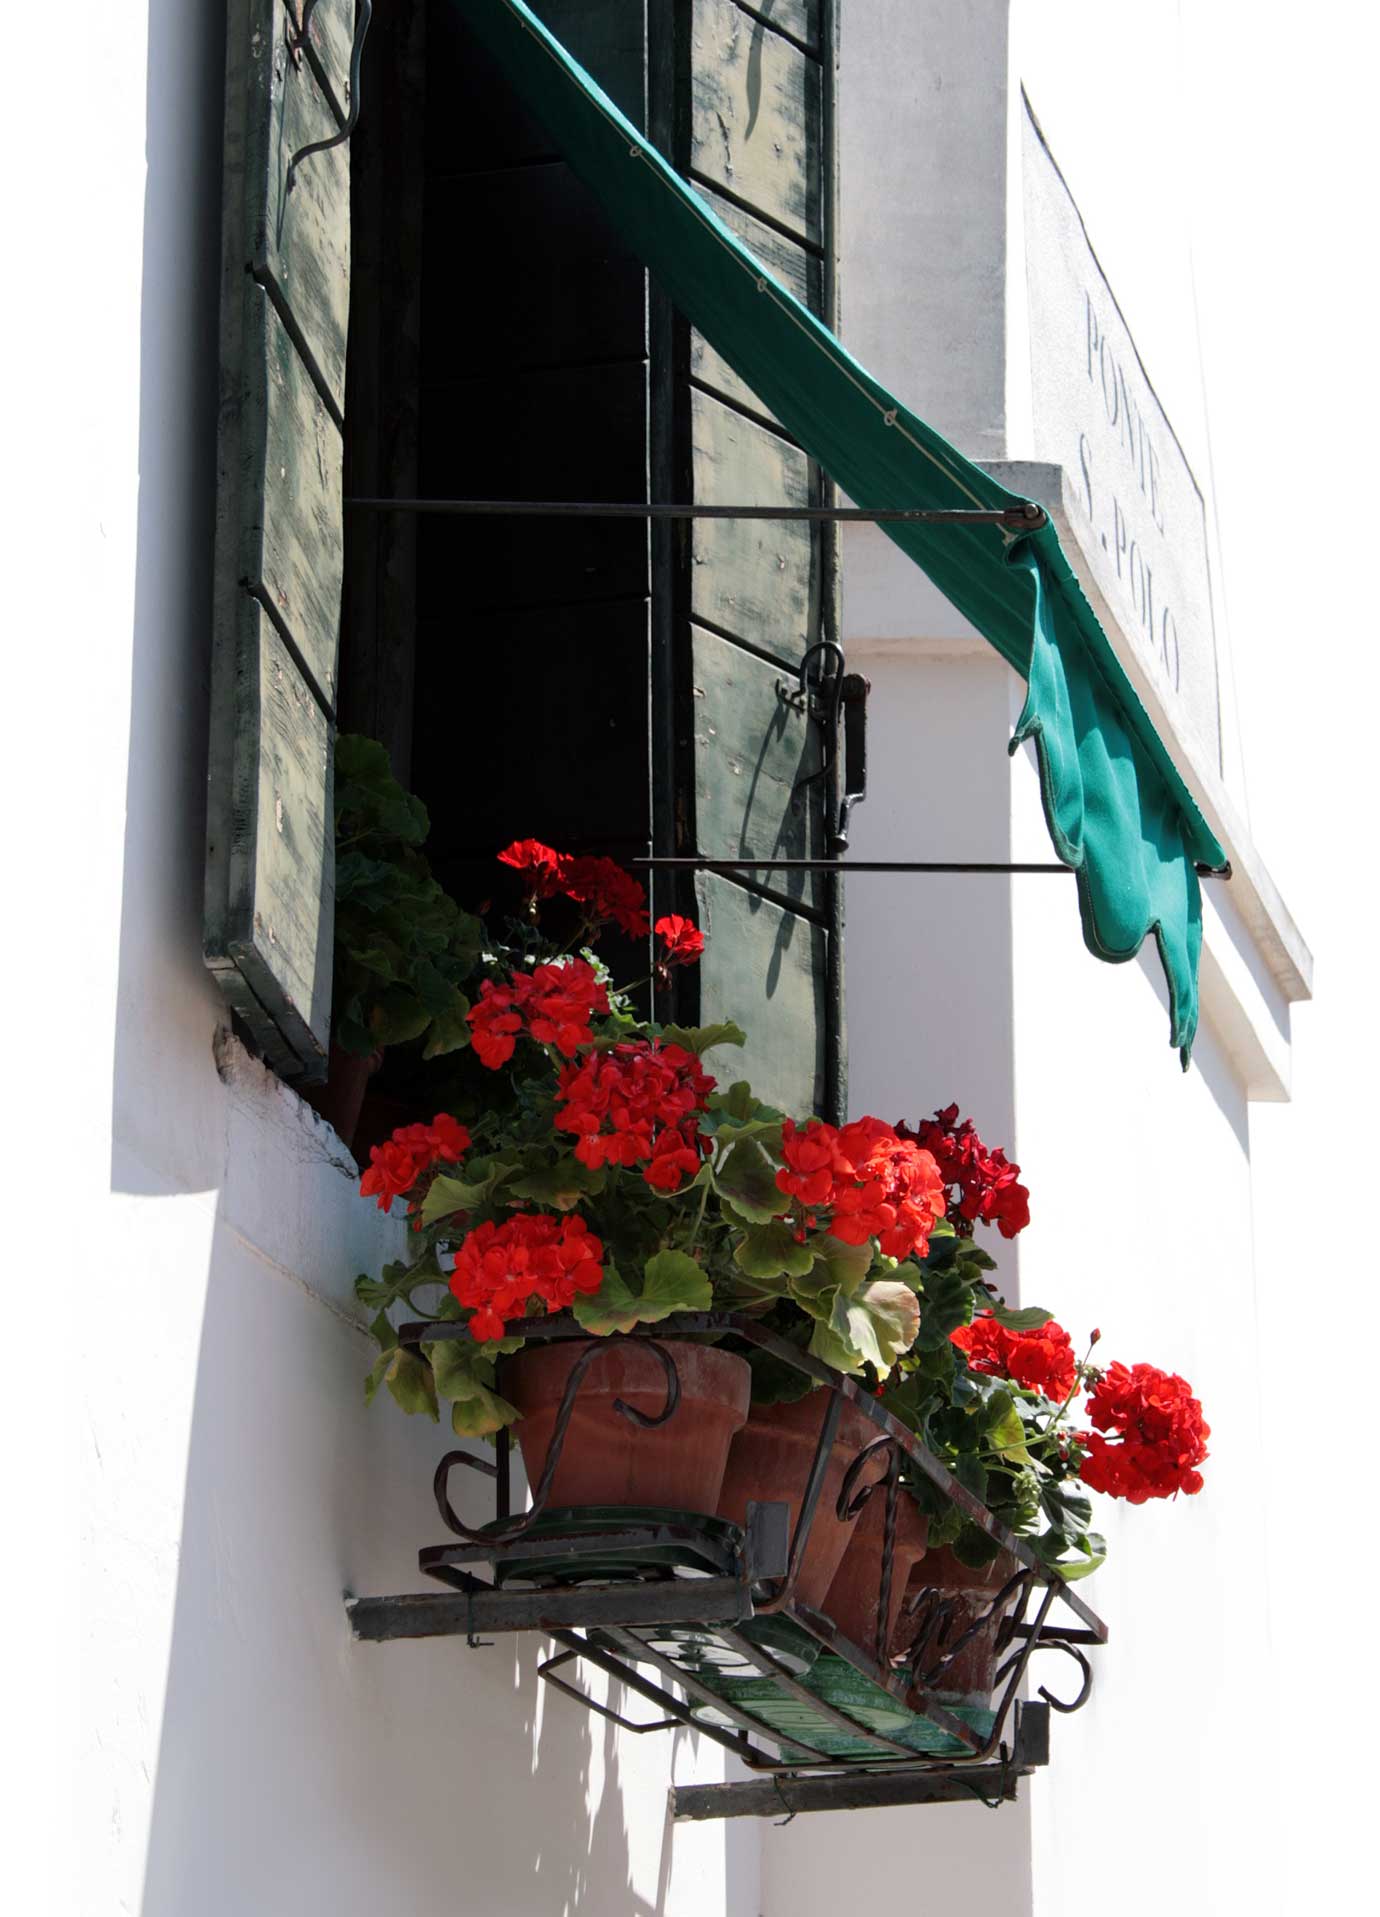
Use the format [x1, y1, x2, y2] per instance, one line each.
[205, 0, 846, 1137]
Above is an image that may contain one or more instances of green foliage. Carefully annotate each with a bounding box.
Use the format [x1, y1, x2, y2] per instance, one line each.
[713, 1136, 784, 1223]
[332, 735, 483, 1058]
[573, 1250, 713, 1335]
[426, 1339, 520, 1437]
[734, 1221, 817, 1281]
[658, 1021, 747, 1056]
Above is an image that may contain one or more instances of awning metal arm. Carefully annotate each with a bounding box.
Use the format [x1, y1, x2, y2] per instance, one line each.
[344, 496, 1048, 530]
[633, 857, 1232, 880]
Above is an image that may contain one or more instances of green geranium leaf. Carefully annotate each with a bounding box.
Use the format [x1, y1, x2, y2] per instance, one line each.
[572, 1264, 643, 1336]
[381, 1348, 439, 1421]
[803, 1234, 874, 1298]
[988, 1302, 1053, 1332]
[808, 1279, 920, 1376]
[1040, 1483, 1094, 1534]
[707, 1080, 759, 1122]
[367, 1307, 399, 1353]
[508, 1157, 606, 1211]
[1031, 1530, 1107, 1581]
[713, 1136, 784, 1224]
[952, 1523, 1003, 1570]
[424, 1340, 521, 1436]
[734, 1221, 817, 1281]
[366, 984, 433, 1046]
[420, 1159, 510, 1226]
[421, 992, 471, 1060]
[915, 1265, 976, 1349]
[660, 1021, 747, 1057]
[572, 1251, 712, 1336]
[451, 1387, 520, 1439]
[984, 1394, 1031, 1463]
[640, 1249, 714, 1317]
[953, 1450, 989, 1503]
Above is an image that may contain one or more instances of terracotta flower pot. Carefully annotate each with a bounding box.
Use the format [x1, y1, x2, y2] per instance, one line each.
[303, 1041, 383, 1151]
[822, 1488, 930, 1659]
[501, 1339, 751, 1514]
[897, 1545, 1024, 1709]
[716, 1391, 878, 1610]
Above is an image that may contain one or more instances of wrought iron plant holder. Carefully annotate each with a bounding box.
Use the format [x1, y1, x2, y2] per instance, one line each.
[346, 1313, 1105, 1821]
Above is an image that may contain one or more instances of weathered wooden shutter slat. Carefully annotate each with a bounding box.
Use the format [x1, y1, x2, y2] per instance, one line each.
[690, 190, 820, 424]
[687, 0, 822, 246]
[657, 0, 840, 1118]
[205, 0, 353, 1081]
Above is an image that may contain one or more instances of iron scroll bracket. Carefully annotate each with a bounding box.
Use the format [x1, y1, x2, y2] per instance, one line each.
[285, 0, 373, 198]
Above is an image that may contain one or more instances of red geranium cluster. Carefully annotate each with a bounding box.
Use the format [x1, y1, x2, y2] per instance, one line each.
[1078, 1361, 1210, 1503]
[496, 840, 650, 938]
[467, 958, 610, 1069]
[902, 1104, 1030, 1239]
[950, 1312, 1078, 1399]
[776, 1116, 947, 1260]
[448, 1211, 606, 1342]
[655, 915, 705, 967]
[359, 1112, 471, 1212]
[555, 1039, 715, 1192]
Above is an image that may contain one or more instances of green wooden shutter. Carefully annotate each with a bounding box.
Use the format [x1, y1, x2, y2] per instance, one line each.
[204, 0, 355, 1082]
[654, 0, 843, 1119]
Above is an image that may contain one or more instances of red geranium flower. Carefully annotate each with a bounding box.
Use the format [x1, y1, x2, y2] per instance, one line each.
[449, 1212, 606, 1341]
[467, 977, 527, 1070]
[775, 1116, 946, 1260]
[561, 855, 651, 939]
[466, 958, 610, 1069]
[1077, 1361, 1209, 1503]
[951, 1312, 1077, 1399]
[902, 1104, 1030, 1238]
[359, 1113, 472, 1211]
[556, 1038, 715, 1193]
[654, 915, 705, 967]
[497, 838, 567, 900]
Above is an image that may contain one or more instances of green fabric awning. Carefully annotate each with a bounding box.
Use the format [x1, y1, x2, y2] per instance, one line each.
[451, 0, 1229, 1063]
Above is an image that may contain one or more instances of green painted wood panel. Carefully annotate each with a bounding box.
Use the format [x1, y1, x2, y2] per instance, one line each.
[241, 288, 345, 706]
[206, 0, 351, 1078]
[740, 0, 819, 51]
[248, 0, 352, 415]
[690, 187, 820, 423]
[693, 873, 827, 1116]
[691, 625, 827, 912]
[294, 0, 356, 127]
[687, 0, 821, 246]
[206, 601, 335, 1076]
[688, 388, 818, 667]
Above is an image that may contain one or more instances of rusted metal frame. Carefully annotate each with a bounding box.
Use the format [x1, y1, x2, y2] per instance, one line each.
[397, 1310, 1109, 1642]
[903, 1572, 1062, 1764]
[417, 1517, 739, 1577]
[834, 1434, 904, 1666]
[669, 1702, 1050, 1820]
[777, 1604, 982, 1751]
[537, 1630, 768, 1768]
[714, 1625, 932, 1764]
[537, 1647, 683, 1735]
[751, 1390, 842, 1614]
[600, 1627, 839, 1765]
[428, 1335, 681, 1544]
[346, 1576, 754, 1639]
[996, 1629, 1093, 1715]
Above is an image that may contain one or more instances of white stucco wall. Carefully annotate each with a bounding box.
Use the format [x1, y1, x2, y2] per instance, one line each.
[13, 4, 1365, 1914]
[9, 6, 758, 1915]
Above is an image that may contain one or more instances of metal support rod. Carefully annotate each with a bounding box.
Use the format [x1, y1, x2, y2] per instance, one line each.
[631, 856, 1232, 880]
[344, 496, 1048, 530]
[670, 1704, 1049, 1820]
